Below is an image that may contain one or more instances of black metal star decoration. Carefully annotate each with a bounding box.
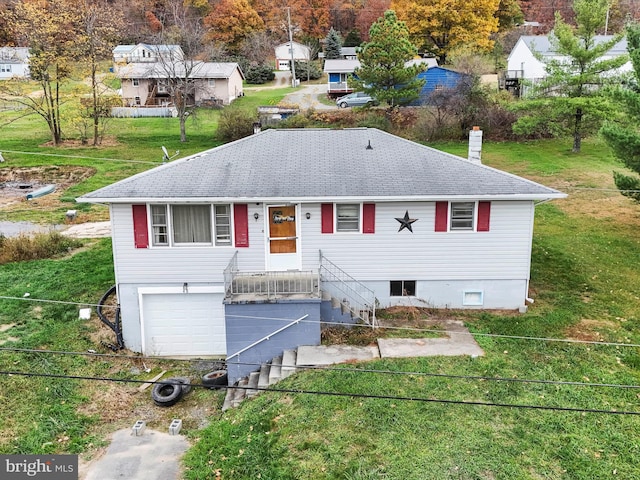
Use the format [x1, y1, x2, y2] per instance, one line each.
[395, 210, 418, 232]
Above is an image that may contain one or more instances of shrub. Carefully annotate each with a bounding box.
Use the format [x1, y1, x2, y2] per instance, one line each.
[216, 107, 257, 142]
[0, 231, 82, 264]
[294, 61, 322, 81]
[245, 64, 276, 84]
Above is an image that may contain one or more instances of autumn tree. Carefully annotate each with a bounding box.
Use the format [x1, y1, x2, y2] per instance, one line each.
[353, 10, 425, 107]
[155, 0, 207, 142]
[324, 27, 342, 59]
[355, 0, 390, 42]
[495, 0, 524, 31]
[75, 0, 124, 146]
[4, 0, 80, 145]
[512, 0, 628, 153]
[204, 0, 264, 53]
[391, 0, 501, 64]
[329, 0, 357, 34]
[601, 23, 640, 202]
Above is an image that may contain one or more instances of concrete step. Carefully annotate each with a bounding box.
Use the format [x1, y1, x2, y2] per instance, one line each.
[231, 378, 248, 408]
[246, 372, 260, 398]
[258, 363, 270, 390]
[269, 355, 283, 385]
[222, 385, 235, 411]
[281, 349, 297, 379]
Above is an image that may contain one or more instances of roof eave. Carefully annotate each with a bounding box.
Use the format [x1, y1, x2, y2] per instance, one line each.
[76, 193, 567, 204]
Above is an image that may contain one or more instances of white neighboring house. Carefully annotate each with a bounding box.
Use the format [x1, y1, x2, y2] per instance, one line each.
[505, 35, 632, 96]
[0, 47, 30, 79]
[116, 61, 244, 108]
[275, 41, 310, 70]
[112, 44, 184, 67]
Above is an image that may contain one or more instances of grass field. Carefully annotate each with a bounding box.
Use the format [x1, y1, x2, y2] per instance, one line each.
[1, 102, 640, 478]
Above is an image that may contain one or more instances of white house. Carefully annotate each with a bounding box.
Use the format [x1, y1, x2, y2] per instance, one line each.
[275, 41, 311, 70]
[116, 61, 244, 108]
[77, 128, 564, 380]
[505, 35, 632, 95]
[0, 46, 30, 79]
[112, 44, 184, 66]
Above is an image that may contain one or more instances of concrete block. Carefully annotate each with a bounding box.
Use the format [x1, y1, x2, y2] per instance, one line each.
[169, 419, 182, 435]
[131, 420, 145, 436]
[79, 308, 91, 320]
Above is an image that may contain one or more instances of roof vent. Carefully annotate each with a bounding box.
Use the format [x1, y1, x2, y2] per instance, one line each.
[366, 140, 373, 150]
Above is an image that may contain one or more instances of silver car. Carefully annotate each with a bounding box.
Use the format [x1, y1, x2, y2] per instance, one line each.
[336, 92, 378, 108]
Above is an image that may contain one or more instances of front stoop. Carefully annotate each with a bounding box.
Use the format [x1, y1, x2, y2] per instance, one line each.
[223, 350, 298, 411]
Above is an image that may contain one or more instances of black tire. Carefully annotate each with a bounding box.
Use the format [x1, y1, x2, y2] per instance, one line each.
[165, 376, 192, 395]
[151, 381, 184, 407]
[202, 369, 228, 389]
[339, 102, 348, 108]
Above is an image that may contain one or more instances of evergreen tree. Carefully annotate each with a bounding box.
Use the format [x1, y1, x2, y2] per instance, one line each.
[511, 0, 627, 152]
[324, 27, 342, 59]
[343, 29, 362, 47]
[353, 10, 425, 107]
[601, 23, 640, 202]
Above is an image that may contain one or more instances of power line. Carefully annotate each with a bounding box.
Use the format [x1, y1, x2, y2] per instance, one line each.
[0, 293, 637, 348]
[1, 346, 638, 391]
[0, 369, 637, 416]
[0, 149, 161, 165]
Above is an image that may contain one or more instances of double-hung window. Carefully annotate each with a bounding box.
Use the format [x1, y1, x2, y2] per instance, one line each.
[150, 204, 231, 246]
[336, 204, 360, 232]
[450, 202, 474, 230]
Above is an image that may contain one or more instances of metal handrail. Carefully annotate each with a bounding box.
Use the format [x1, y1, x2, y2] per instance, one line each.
[226, 314, 308, 361]
[319, 251, 377, 326]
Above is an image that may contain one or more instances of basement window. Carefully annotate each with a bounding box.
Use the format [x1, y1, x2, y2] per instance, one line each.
[463, 291, 484, 306]
[390, 280, 416, 297]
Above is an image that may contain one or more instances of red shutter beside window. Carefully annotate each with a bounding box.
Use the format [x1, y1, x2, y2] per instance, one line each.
[132, 204, 149, 248]
[435, 201, 448, 232]
[362, 203, 375, 234]
[321, 203, 333, 233]
[234, 204, 249, 247]
[477, 201, 491, 232]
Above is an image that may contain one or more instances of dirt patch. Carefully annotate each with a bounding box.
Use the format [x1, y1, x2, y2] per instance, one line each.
[0, 165, 95, 208]
[565, 318, 620, 342]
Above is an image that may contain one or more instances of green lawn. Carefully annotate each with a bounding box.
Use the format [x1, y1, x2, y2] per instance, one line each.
[1, 104, 640, 478]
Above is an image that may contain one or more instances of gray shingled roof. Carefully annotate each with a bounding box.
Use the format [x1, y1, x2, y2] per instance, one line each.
[117, 61, 242, 79]
[77, 128, 565, 203]
[520, 35, 628, 57]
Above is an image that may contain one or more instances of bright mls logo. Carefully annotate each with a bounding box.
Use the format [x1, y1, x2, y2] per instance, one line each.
[1, 455, 78, 479]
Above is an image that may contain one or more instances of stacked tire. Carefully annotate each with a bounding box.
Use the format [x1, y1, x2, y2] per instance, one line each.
[202, 370, 227, 389]
[151, 377, 191, 407]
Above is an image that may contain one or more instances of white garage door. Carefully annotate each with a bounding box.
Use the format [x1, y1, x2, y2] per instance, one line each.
[141, 293, 226, 356]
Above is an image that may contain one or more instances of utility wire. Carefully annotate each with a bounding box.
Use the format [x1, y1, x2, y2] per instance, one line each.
[1, 346, 638, 391]
[0, 149, 161, 165]
[0, 369, 637, 416]
[0, 294, 637, 348]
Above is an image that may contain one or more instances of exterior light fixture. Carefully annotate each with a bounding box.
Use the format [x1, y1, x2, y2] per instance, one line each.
[305, 212, 311, 219]
[254, 212, 260, 221]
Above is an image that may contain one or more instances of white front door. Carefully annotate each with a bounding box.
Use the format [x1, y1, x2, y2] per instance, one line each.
[266, 204, 300, 271]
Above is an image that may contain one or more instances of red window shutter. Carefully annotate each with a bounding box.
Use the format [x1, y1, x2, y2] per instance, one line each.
[321, 203, 333, 233]
[132, 204, 148, 248]
[234, 204, 249, 247]
[363, 203, 375, 234]
[477, 201, 491, 232]
[435, 202, 448, 232]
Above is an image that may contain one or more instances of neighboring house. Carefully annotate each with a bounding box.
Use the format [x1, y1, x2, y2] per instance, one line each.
[77, 128, 564, 381]
[116, 61, 244, 107]
[323, 59, 361, 95]
[0, 46, 30, 79]
[275, 41, 311, 70]
[340, 47, 358, 59]
[324, 58, 439, 96]
[112, 44, 184, 66]
[504, 35, 632, 96]
[411, 66, 467, 105]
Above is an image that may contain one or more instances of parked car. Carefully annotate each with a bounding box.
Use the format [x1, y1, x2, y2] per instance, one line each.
[336, 92, 378, 108]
